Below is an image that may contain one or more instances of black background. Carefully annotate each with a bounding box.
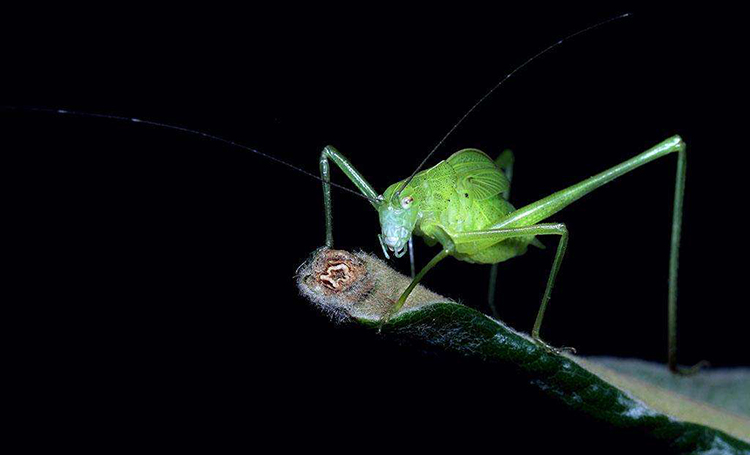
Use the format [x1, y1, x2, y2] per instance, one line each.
[4, 5, 748, 452]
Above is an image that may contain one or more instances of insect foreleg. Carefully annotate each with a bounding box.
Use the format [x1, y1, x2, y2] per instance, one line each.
[319, 146, 380, 247]
[408, 237, 415, 278]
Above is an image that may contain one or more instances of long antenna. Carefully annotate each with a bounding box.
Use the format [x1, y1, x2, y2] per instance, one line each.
[396, 12, 632, 195]
[2, 106, 378, 203]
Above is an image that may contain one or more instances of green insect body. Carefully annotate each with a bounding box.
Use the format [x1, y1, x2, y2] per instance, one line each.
[378, 149, 536, 265]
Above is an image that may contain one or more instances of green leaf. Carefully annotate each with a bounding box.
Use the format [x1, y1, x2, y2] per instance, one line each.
[297, 248, 750, 454]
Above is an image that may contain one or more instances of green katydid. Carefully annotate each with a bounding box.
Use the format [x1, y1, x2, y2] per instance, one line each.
[320, 137, 685, 362]
[316, 13, 701, 375]
[2, 13, 701, 374]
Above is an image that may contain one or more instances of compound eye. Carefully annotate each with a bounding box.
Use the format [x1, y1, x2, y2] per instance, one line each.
[400, 196, 414, 209]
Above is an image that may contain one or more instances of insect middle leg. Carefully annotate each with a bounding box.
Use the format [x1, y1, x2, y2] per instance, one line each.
[408, 237, 415, 278]
[382, 223, 569, 351]
[454, 224, 570, 351]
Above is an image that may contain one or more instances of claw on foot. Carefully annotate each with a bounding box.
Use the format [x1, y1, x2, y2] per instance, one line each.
[377, 299, 398, 333]
[533, 337, 576, 355]
[673, 360, 710, 376]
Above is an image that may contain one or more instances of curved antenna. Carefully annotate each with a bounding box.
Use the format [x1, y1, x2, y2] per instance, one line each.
[396, 12, 632, 195]
[1, 105, 379, 203]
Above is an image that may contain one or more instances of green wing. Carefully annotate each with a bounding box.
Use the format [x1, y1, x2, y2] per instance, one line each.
[447, 149, 509, 200]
